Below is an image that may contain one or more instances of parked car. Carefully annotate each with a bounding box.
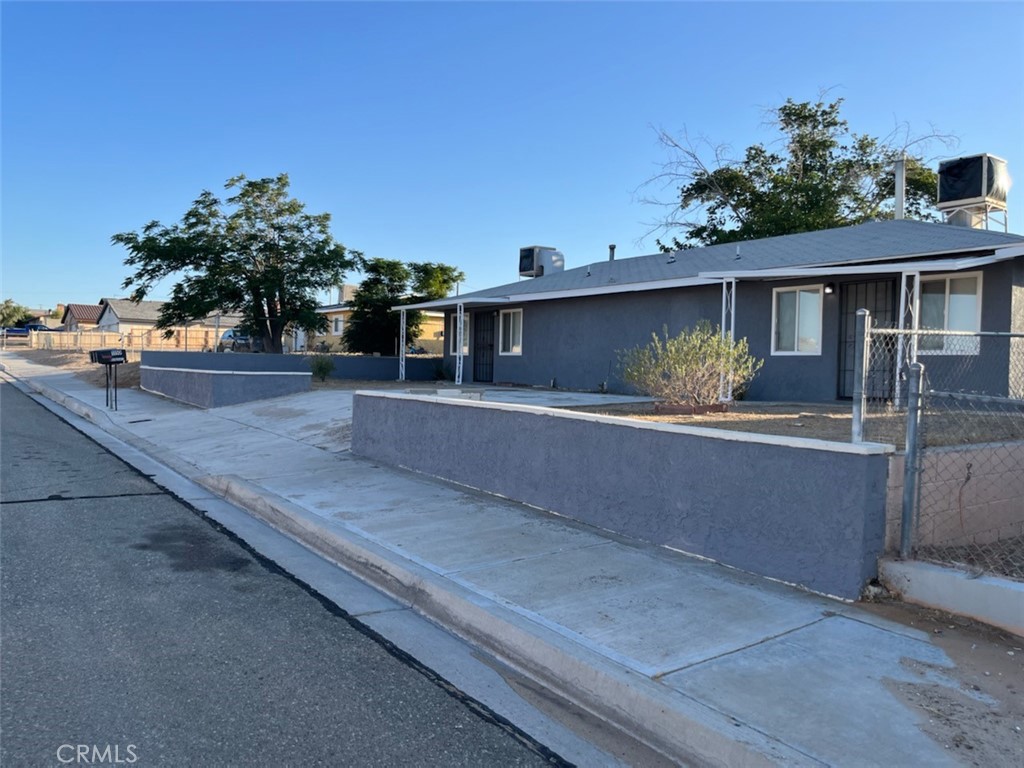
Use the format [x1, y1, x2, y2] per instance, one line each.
[217, 328, 262, 353]
[3, 323, 54, 335]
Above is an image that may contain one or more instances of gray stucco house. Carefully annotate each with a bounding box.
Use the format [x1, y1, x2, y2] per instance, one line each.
[401, 220, 1024, 402]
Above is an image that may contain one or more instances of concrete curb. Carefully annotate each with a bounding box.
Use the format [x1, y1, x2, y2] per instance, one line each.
[198, 473, 818, 768]
[17, 376, 112, 427]
[879, 558, 1024, 638]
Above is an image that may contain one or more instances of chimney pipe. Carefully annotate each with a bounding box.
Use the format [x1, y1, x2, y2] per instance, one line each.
[894, 154, 906, 220]
[608, 244, 616, 261]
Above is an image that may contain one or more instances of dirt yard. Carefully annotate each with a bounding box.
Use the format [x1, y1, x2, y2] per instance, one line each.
[572, 400, 860, 442]
[862, 599, 1023, 766]
[12, 349, 143, 389]
[572, 400, 1024, 449]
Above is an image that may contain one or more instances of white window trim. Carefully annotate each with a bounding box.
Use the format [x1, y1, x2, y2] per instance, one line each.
[771, 284, 824, 356]
[332, 316, 345, 336]
[498, 308, 523, 356]
[917, 270, 983, 356]
[448, 313, 469, 356]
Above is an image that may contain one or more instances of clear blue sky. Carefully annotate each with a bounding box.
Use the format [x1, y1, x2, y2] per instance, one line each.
[3, 1, 1023, 310]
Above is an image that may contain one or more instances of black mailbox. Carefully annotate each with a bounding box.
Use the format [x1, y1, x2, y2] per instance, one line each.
[90, 348, 127, 365]
[90, 349, 127, 410]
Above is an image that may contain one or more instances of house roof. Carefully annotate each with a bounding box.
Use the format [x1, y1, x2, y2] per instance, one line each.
[400, 220, 1024, 310]
[97, 298, 242, 327]
[61, 303, 104, 324]
[99, 298, 165, 324]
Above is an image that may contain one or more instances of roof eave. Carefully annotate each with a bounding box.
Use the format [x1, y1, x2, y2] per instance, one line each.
[700, 245, 1024, 280]
[393, 277, 720, 311]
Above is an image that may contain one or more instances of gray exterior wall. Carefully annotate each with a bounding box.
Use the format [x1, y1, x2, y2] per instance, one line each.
[1011, 259, 1024, 397]
[443, 259, 1020, 402]
[351, 393, 893, 599]
[448, 287, 722, 392]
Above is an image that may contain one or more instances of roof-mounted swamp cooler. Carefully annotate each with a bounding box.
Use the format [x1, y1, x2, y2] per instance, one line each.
[519, 246, 565, 278]
[937, 153, 1010, 230]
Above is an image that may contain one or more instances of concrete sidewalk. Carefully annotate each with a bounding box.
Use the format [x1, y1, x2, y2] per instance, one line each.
[2, 353, 1020, 767]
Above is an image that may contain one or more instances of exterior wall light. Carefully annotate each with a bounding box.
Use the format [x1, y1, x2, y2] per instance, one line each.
[824, 282, 836, 295]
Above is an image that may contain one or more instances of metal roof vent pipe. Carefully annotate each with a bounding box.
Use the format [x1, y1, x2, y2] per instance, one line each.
[894, 154, 906, 220]
[608, 244, 616, 261]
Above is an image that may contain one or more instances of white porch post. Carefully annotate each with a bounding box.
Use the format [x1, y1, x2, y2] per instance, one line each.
[895, 271, 919, 405]
[720, 278, 736, 402]
[455, 302, 465, 385]
[398, 309, 406, 381]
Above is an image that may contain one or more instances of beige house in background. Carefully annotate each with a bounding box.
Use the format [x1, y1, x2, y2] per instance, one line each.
[307, 285, 444, 354]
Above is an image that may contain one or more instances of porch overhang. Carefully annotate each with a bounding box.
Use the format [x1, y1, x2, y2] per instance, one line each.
[394, 276, 719, 313]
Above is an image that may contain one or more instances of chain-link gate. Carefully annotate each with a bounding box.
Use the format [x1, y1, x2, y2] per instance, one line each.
[854, 315, 1024, 580]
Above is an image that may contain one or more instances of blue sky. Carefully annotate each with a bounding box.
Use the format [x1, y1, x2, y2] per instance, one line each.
[3, 1, 1023, 310]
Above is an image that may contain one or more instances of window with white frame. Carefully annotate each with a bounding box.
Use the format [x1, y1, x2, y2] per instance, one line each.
[332, 316, 345, 336]
[448, 313, 469, 355]
[499, 308, 523, 355]
[772, 285, 822, 355]
[918, 272, 981, 354]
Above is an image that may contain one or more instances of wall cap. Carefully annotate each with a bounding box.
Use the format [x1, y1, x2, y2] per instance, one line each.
[353, 391, 897, 456]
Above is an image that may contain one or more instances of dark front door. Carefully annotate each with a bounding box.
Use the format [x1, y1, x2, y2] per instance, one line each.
[473, 311, 495, 383]
[838, 279, 896, 398]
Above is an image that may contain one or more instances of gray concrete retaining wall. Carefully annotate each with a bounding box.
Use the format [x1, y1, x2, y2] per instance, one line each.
[351, 393, 894, 598]
[140, 351, 441, 407]
[141, 350, 439, 380]
[141, 363, 311, 408]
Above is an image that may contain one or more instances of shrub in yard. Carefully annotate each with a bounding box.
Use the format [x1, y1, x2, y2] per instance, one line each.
[619, 322, 762, 405]
[309, 353, 334, 382]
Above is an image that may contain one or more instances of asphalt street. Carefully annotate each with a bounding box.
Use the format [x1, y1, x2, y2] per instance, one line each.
[0, 383, 564, 767]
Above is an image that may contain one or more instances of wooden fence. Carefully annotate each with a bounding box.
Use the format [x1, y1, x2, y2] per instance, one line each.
[31, 328, 224, 356]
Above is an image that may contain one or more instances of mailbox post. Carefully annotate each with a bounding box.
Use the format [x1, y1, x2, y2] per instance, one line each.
[89, 348, 127, 410]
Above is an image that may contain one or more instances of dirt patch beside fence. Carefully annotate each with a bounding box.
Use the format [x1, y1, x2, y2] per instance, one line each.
[570, 401, 858, 442]
[570, 400, 1024, 449]
[12, 349, 142, 389]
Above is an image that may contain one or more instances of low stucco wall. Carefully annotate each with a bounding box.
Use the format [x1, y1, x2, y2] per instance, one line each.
[140, 351, 441, 407]
[351, 393, 894, 599]
[141, 350, 438, 379]
[140, 354, 311, 408]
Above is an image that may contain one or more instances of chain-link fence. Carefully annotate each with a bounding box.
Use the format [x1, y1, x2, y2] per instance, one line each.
[858, 318, 1024, 580]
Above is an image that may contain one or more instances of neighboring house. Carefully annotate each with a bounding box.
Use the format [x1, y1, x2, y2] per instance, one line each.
[95, 298, 240, 349]
[308, 284, 445, 354]
[305, 285, 359, 352]
[400, 220, 1024, 400]
[60, 303, 103, 332]
[23, 307, 62, 329]
[95, 298, 166, 333]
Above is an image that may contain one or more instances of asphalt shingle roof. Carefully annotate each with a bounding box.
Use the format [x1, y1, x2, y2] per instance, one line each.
[98, 299, 243, 327]
[441, 220, 1024, 305]
[99, 298, 166, 323]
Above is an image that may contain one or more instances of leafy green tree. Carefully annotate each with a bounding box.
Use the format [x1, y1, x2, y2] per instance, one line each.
[343, 258, 464, 355]
[642, 97, 956, 250]
[113, 174, 357, 353]
[1, 299, 31, 328]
